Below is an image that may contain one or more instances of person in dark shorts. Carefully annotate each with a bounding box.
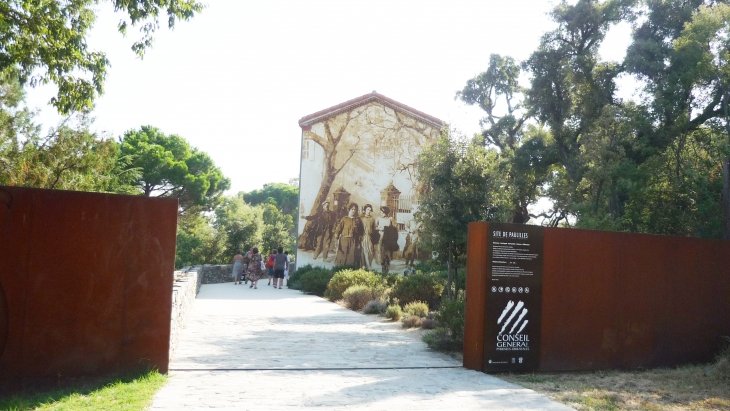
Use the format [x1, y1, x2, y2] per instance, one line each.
[273, 247, 288, 289]
[266, 248, 276, 285]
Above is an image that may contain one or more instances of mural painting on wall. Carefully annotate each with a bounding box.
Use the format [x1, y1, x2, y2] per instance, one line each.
[297, 92, 444, 273]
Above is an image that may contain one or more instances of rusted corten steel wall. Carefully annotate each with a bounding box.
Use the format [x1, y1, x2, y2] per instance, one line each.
[464, 222, 730, 372]
[0, 186, 178, 391]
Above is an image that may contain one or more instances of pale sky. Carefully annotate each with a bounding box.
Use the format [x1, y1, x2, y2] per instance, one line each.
[23, 0, 634, 194]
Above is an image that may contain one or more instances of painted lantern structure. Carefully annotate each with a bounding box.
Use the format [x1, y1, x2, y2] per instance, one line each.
[297, 92, 443, 273]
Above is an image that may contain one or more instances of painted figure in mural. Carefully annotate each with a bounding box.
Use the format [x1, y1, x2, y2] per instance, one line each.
[305, 201, 337, 260]
[334, 202, 364, 266]
[360, 204, 377, 269]
[376, 206, 399, 274]
[403, 211, 422, 267]
[299, 210, 319, 251]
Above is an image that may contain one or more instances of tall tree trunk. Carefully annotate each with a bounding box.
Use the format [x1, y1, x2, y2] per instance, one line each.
[447, 242, 453, 300]
[454, 263, 460, 299]
[722, 157, 730, 240]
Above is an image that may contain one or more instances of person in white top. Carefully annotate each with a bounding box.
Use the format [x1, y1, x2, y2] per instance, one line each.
[283, 250, 291, 285]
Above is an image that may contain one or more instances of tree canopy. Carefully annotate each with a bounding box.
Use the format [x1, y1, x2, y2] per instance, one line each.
[119, 126, 230, 213]
[416, 0, 730, 281]
[0, 77, 138, 192]
[243, 182, 299, 219]
[0, 0, 203, 113]
[447, 0, 730, 239]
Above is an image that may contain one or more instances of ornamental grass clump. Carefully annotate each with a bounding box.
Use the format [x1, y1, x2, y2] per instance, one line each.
[402, 315, 423, 329]
[422, 327, 462, 351]
[384, 304, 402, 321]
[707, 336, 730, 381]
[363, 299, 388, 314]
[421, 318, 439, 329]
[403, 301, 429, 318]
[326, 268, 383, 301]
[342, 285, 374, 311]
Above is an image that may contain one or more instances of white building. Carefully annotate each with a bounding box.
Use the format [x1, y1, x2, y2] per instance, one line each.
[297, 91, 443, 272]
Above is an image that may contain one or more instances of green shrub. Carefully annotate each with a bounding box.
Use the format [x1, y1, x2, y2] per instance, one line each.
[403, 301, 429, 318]
[434, 297, 465, 343]
[331, 264, 360, 275]
[414, 260, 446, 274]
[288, 264, 316, 290]
[390, 273, 444, 307]
[327, 268, 383, 301]
[382, 273, 402, 287]
[373, 285, 390, 301]
[342, 285, 374, 311]
[402, 315, 423, 329]
[422, 327, 462, 351]
[363, 299, 387, 314]
[299, 268, 334, 296]
[384, 304, 402, 321]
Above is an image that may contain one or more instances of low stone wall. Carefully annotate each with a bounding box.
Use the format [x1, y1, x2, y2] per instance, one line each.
[200, 264, 234, 284]
[169, 268, 200, 358]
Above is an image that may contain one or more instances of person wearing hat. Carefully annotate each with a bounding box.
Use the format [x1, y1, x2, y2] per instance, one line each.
[334, 202, 364, 266]
[376, 205, 398, 274]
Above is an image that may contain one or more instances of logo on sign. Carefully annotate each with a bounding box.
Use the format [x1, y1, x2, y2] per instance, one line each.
[495, 300, 530, 351]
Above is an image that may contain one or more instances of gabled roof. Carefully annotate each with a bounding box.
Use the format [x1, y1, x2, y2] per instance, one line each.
[298, 91, 444, 130]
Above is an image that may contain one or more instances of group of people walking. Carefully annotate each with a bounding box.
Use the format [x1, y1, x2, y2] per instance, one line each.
[231, 247, 290, 289]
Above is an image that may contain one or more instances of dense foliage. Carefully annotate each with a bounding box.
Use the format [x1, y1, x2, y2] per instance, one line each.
[0, 0, 202, 113]
[390, 273, 445, 308]
[243, 182, 299, 221]
[299, 268, 334, 297]
[0, 77, 138, 193]
[120, 126, 231, 214]
[417, 0, 730, 287]
[422, 297, 465, 352]
[175, 183, 298, 267]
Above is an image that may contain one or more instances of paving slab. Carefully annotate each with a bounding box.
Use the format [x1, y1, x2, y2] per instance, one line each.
[152, 282, 573, 410]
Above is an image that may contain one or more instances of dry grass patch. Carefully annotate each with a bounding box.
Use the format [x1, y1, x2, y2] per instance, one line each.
[501, 365, 730, 411]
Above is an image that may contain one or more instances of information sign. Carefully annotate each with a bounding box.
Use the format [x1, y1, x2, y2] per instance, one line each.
[483, 223, 544, 372]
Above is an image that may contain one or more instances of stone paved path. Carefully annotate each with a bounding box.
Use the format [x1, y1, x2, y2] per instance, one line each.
[152, 282, 573, 410]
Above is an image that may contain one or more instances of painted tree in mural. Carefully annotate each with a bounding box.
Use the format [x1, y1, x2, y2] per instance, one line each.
[303, 106, 367, 217]
[365, 106, 438, 196]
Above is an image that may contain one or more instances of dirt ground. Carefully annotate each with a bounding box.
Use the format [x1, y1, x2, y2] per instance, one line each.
[355, 306, 729, 410]
[501, 366, 730, 411]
